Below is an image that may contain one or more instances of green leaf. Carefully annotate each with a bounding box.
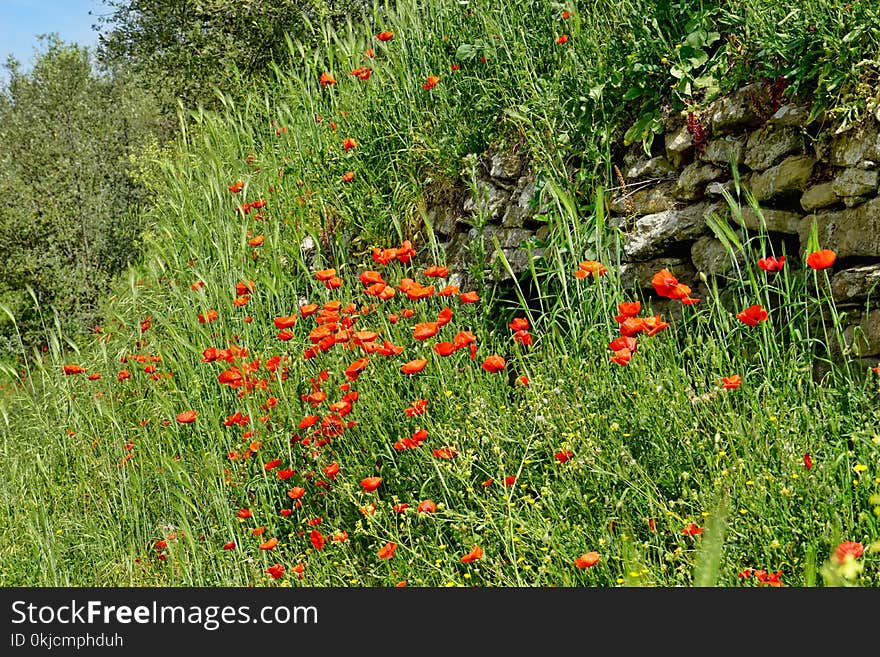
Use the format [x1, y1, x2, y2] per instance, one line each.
[685, 29, 708, 48]
[455, 44, 477, 61]
[622, 86, 643, 100]
[688, 50, 708, 69]
[623, 111, 658, 146]
[693, 74, 717, 89]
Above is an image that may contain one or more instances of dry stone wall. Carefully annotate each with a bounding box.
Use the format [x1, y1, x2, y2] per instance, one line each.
[424, 82, 880, 357]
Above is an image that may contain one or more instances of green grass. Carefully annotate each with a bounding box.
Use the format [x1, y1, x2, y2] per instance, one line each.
[0, 0, 879, 587]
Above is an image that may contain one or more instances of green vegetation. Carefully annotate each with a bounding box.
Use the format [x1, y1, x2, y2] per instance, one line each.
[0, 37, 166, 357]
[0, 0, 878, 587]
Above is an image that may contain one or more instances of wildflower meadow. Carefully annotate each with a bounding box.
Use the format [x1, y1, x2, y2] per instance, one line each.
[1, 0, 878, 593]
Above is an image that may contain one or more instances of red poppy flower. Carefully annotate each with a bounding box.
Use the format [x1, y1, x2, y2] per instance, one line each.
[422, 75, 440, 90]
[721, 375, 742, 389]
[309, 530, 325, 551]
[363, 282, 388, 297]
[265, 564, 284, 579]
[413, 321, 439, 341]
[517, 375, 529, 386]
[393, 503, 409, 513]
[359, 271, 384, 288]
[277, 468, 295, 480]
[610, 348, 632, 366]
[378, 340, 404, 356]
[556, 34, 569, 44]
[460, 545, 483, 563]
[378, 541, 397, 559]
[117, 370, 131, 381]
[264, 458, 282, 471]
[401, 358, 428, 375]
[223, 541, 236, 550]
[342, 137, 358, 151]
[439, 284, 460, 296]
[344, 357, 369, 381]
[319, 72, 336, 87]
[236, 508, 252, 519]
[806, 248, 837, 270]
[757, 255, 786, 272]
[803, 453, 812, 470]
[376, 31, 394, 41]
[248, 235, 264, 247]
[460, 290, 480, 303]
[417, 500, 437, 514]
[503, 475, 517, 486]
[432, 446, 457, 459]
[651, 268, 696, 301]
[434, 341, 457, 356]
[360, 476, 382, 492]
[833, 540, 864, 564]
[641, 315, 670, 337]
[482, 355, 506, 373]
[754, 570, 784, 587]
[198, 309, 219, 323]
[274, 314, 297, 330]
[437, 306, 453, 326]
[608, 336, 637, 353]
[176, 410, 197, 424]
[509, 317, 529, 331]
[287, 486, 306, 500]
[574, 551, 600, 568]
[554, 449, 573, 464]
[574, 260, 607, 278]
[259, 537, 279, 550]
[352, 66, 372, 80]
[681, 522, 704, 536]
[618, 316, 644, 338]
[406, 399, 428, 417]
[322, 462, 340, 479]
[228, 181, 244, 193]
[736, 304, 768, 327]
[513, 330, 532, 345]
[425, 265, 449, 278]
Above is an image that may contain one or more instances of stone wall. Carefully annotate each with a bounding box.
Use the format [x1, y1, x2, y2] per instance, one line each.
[424, 82, 880, 357]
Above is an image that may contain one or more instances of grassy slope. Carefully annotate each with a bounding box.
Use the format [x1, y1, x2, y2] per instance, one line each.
[1, 0, 878, 587]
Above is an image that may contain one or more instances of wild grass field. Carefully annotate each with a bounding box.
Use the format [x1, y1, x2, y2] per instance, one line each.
[0, 0, 878, 587]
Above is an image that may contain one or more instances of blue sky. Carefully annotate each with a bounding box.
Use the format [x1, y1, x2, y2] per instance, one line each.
[1, 0, 104, 72]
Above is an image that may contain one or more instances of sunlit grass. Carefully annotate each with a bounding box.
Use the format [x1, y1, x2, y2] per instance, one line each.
[1, 0, 879, 587]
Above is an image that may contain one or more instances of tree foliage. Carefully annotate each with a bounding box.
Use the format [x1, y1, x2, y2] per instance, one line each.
[0, 36, 165, 357]
[95, 0, 372, 110]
